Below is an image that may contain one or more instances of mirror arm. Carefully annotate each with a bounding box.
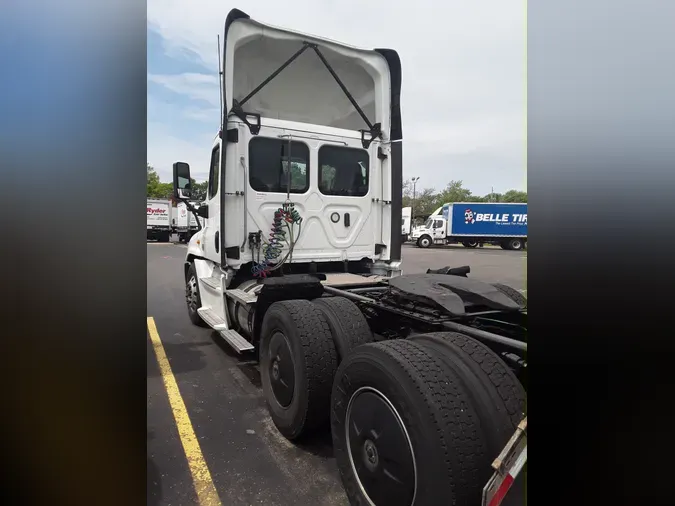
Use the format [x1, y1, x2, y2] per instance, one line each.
[177, 196, 203, 232]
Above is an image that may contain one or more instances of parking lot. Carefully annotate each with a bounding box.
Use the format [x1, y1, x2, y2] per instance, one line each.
[147, 241, 527, 506]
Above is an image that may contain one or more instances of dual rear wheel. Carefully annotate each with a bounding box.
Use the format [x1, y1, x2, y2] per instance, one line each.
[258, 295, 526, 506]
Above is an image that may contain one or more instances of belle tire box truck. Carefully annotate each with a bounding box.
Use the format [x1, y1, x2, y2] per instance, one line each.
[146, 199, 172, 242]
[412, 202, 527, 250]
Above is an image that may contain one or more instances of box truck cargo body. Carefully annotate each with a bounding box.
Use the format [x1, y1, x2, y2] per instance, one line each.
[147, 199, 172, 242]
[411, 202, 527, 250]
[401, 206, 412, 243]
[175, 201, 204, 243]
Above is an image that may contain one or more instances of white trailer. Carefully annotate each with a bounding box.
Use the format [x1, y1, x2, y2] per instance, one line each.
[170, 9, 526, 506]
[146, 199, 172, 242]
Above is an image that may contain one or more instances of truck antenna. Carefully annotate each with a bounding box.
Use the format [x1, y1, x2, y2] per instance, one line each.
[217, 34, 223, 130]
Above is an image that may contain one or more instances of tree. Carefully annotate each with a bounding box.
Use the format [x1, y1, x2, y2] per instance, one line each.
[438, 180, 475, 203]
[501, 189, 527, 203]
[400, 178, 526, 219]
[147, 163, 178, 199]
[147, 164, 161, 197]
[190, 179, 208, 201]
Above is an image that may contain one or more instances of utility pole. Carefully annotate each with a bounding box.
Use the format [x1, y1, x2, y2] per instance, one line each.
[411, 176, 420, 226]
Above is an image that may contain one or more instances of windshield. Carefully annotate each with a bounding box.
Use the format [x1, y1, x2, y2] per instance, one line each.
[424, 218, 433, 228]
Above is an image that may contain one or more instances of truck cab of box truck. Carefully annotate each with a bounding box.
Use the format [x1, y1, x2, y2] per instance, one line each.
[173, 9, 402, 284]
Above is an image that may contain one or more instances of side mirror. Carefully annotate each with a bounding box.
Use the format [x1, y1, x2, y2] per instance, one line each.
[197, 206, 208, 219]
[173, 162, 191, 198]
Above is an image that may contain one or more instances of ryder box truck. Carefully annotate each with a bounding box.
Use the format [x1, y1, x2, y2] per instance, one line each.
[146, 199, 172, 242]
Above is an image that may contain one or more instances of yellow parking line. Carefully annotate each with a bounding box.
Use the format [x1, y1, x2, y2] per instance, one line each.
[147, 317, 222, 506]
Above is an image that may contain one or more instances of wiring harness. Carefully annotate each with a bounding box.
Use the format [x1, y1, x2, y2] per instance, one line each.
[251, 202, 303, 278]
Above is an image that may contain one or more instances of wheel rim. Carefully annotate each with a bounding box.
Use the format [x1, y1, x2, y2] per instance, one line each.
[512, 240, 521, 249]
[346, 387, 417, 506]
[186, 276, 199, 314]
[268, 331, 295, 408]
[420, 237, 429, 247]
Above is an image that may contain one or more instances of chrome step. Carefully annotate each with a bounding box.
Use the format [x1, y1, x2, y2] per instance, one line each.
[226, 288, 258, 305]
[201, 275, 222, 291]
[219, 329, 254, 353]
[197, 307, 229, 331]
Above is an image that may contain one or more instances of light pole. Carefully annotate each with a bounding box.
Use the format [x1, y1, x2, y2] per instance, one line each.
[411, 176, 420, 226]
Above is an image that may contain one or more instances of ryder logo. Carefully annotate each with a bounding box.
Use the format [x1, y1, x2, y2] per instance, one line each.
[464, 209, 476, 224]
[147, 207, 167, 215]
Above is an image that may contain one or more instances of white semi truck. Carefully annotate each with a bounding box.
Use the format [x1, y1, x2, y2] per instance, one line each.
[172, 9, 526, 506]
[146, 198, 172, 242]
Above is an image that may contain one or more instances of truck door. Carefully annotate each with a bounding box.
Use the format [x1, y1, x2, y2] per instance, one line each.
[202, 143, 221, 262]
[243, 125, 375, 263]
[432, 218, 446, 241]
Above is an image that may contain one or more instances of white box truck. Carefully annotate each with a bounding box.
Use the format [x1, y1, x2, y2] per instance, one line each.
[401, 206, 412, 243]
[174, 201, 204, 243]
[146, 199, 172, 242]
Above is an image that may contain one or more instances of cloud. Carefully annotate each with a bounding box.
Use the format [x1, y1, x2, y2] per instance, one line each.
[147, 121, 214, 183]
[148, 73, 219, 106]
[147, 0, 526, 195]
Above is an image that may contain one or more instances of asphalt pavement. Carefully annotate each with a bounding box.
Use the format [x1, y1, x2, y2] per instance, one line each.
[147, 240, 527, 506]
[147, 242, 348, 506]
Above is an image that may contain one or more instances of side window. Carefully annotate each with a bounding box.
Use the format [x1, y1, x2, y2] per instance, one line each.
[208, 146, 220, 199]
[249, 138, 309, 193]
[318, 145, 369, 196]
[434, 220, 444, 229]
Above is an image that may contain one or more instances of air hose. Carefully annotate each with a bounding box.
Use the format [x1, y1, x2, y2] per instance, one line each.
[252, 203, 303, 278]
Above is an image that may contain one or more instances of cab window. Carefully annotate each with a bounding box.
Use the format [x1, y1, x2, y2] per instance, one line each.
[208, 146, 220, 199]
[433, 220, 444, 229]
[318, 145, 369, 197]
[249, 138, 309, 193]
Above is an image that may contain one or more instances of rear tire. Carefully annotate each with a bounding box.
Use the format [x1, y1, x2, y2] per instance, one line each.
[408, 332, 526, 506]
[185, 263, 208, 327]
[417, 235, 432, 248]
[331, 340, 488, 506]
[507, 238, 524, 250]
[312, 297, 373, 363]
[492, 282, 527, 308]
[462, 241, 478, 248]
[260, 300, 338, 440]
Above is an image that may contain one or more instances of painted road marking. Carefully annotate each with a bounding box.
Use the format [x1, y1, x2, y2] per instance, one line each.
[147, 317, 222, 506]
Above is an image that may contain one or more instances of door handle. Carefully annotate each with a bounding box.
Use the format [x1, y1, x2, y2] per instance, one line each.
[215, 231, 220, 253]
[344, 213, 351, 227]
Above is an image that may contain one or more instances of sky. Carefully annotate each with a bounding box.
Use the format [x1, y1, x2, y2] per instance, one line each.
[147, 1, 526, 196]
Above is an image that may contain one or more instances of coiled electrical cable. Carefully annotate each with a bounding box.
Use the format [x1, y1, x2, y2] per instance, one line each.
[252, 204, 303, 278]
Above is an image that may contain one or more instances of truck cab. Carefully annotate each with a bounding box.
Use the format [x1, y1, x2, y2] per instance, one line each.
[176, 9, 402, 285]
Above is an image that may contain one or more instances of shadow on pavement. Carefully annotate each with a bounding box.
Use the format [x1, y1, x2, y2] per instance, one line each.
[146, 338, 214, 379]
